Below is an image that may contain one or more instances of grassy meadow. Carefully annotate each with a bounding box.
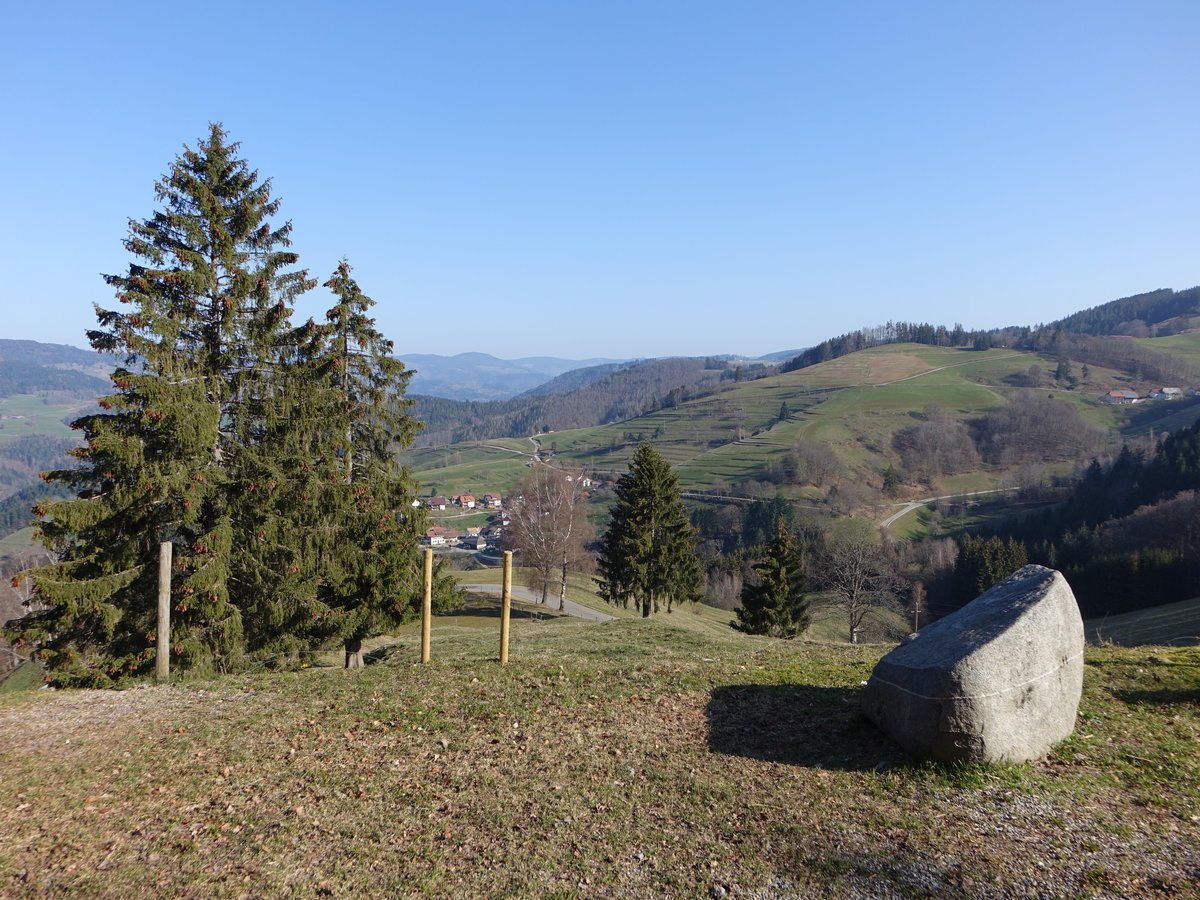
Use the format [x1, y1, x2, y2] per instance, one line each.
[1, 609, 1196, 899]
[0, 394, 89, 445]
[0, 528, 37, 559]
[1085, 597, 1200, 647]
[1137, 330, 1200, 361]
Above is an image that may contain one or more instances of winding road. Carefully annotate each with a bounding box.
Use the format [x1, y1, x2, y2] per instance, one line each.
[879, 488, 1018, 534]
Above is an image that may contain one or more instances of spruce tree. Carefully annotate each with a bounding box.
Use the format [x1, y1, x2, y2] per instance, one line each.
[596, 442, 701, 617]
[6, 125, 319, 684]
[734, 520, 809, 637]
[302, 261, 445, 666]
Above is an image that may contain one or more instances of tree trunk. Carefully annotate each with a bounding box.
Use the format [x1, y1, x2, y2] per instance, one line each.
[344, 637, 364, 669]
[642, 597, 651, 618]
[559, 561, 568, 611]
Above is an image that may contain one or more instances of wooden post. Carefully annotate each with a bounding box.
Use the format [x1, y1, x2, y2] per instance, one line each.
[156, 540, 172, 682]
[500, 550, 512, 665]
[421, 548, 433, 663]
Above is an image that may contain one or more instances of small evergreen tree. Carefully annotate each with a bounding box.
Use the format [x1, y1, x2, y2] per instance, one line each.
[734, 520, 809, 636]
[596, 442, 701, 617]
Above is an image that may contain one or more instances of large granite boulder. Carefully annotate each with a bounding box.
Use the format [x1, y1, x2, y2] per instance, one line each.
[862, 565, 1084, 764]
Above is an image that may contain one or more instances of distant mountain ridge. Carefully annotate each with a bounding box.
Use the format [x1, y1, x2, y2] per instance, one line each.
[407, 356, 778, 447]
[397, 350, 796, 401]
[397, 352, 629, 401]
[0, 339, 111, 399]
[516, 362, 634, 397]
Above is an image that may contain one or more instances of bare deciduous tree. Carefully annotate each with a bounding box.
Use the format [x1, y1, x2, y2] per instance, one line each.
[815, 520, 902, 643]
[791, 438, 843, 486]
[505, 463, 594, 610]
[910, 581, 926, 632]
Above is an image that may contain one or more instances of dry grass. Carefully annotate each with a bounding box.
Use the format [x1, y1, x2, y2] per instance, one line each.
[1, 620, 1197, 899]
[1086, 597, 1200, 648]
[795, 349, 938, 387]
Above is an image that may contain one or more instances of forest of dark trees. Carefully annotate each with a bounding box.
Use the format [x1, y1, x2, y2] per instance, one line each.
[954, 420, 1200, 621]
[1044, 286, 1200, 337]
[0, 435, 76, 507]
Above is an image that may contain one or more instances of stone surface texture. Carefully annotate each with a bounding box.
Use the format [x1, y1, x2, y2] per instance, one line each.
[862, 565, 1084, 763]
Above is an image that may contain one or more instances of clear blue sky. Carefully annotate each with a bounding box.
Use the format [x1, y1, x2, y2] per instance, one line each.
[3, 1, 1197, 360]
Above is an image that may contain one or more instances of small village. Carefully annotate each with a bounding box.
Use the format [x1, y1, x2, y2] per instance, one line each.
[417, 472, 599, 553]
[416, 492, 507, 551]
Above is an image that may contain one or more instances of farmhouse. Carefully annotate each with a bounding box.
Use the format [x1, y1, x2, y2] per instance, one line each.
[1149, 387, 1183, 400]
[1104, 390, 1140, 404]
[424, 526, 461, 547]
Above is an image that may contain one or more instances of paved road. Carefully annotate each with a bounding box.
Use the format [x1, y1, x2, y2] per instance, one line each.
[879, 487, 1019, 533]
[458, 583, 614, 622]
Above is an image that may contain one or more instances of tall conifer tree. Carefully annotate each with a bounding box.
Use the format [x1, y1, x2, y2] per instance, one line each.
[596, 442, 701, 617]
[7, 125, 320, 684]
[302, 261, 445, 665]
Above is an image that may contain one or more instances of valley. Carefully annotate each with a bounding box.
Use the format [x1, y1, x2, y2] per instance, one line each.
[404, 340, 1200, 528]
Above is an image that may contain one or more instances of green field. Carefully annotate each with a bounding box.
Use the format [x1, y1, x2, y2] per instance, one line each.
[1138, 330, 1200, 363]
[0, 660, 42, 694]
[0, 528, 37, 559]
[0, 394, 87, 444]
[402, 445, 532, 499]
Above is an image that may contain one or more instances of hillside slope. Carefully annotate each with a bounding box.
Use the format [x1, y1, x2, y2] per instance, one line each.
[0, 620, 1194, 898]
[410, 356, 753, 447]
[409, 342, 1193, 504]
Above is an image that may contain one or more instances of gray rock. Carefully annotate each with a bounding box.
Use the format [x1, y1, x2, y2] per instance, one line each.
[862, 565, 1084, 763]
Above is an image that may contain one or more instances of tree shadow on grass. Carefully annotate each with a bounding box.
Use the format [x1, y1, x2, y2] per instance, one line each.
[706, 683, 912, 772]
[443, 603, 561, 621]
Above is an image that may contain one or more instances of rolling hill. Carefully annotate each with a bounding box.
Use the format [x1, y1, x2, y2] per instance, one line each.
[405, 339, 1200, 504]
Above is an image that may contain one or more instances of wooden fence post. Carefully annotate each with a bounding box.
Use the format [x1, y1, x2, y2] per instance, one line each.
[421, 548, 433, 663]
[500, 550, 512, 664]
[156, 540, 172, 682]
